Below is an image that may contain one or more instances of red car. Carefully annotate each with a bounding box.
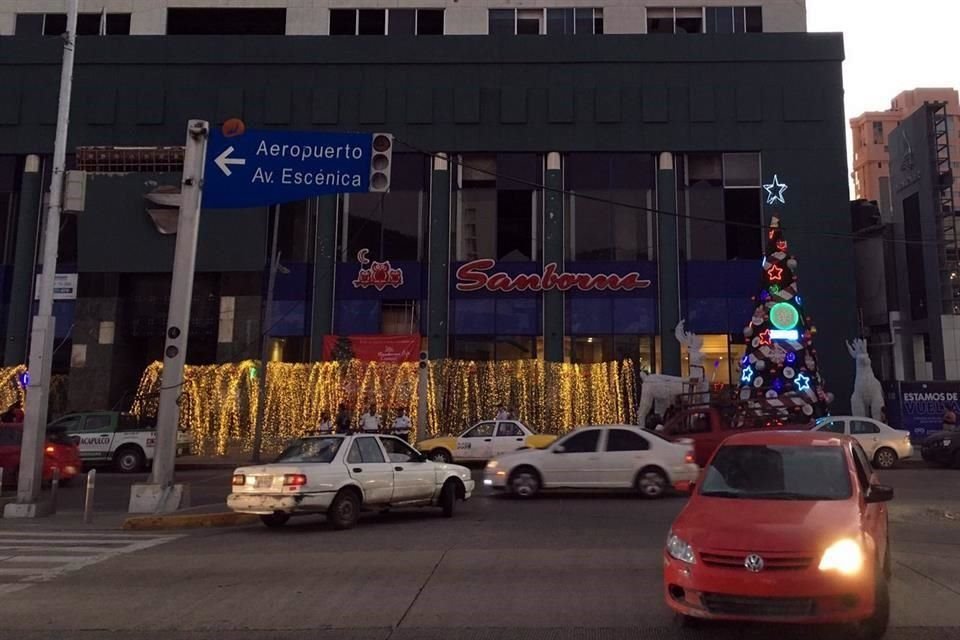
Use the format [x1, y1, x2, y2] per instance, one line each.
[0, 423, 82, 485]
[664, 430, 892, 639]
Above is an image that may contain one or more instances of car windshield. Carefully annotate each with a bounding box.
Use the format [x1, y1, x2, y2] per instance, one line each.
[700, 444, 852, 500]
[275, 437, 343, 463]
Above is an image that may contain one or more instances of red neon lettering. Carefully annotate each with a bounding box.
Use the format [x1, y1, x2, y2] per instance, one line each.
[454, 260, 652, 293]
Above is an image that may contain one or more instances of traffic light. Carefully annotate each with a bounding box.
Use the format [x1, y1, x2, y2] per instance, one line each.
[419, 350, 428, 370]
[369, 133, 393, 193]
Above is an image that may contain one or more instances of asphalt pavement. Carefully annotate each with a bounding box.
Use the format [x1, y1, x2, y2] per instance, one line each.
[0, 464, 958, 640]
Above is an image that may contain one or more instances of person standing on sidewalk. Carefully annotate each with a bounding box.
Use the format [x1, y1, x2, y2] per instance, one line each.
[335, 403, 352, 435]
[360, 404, 381, 434]
[391, 407, 412, 440]
[316, 410, 333, 435]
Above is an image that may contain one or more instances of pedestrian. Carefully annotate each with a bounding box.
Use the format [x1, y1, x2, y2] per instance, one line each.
[495, 405, 509, 420]
[335, 403, 352, 434]
[360, 403, 381, 434]
[316, 410, 333, 435]
[392, 407, 412, 440]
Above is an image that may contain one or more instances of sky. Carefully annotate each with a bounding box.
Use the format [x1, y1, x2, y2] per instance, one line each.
[806, 0, 959, 196]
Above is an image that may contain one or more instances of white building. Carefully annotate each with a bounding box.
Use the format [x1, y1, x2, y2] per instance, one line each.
[1, 1, 807, 36]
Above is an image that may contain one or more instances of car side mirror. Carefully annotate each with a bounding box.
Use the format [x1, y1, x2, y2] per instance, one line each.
[865, 484, 894, 504]
[553, 445, 565, 454]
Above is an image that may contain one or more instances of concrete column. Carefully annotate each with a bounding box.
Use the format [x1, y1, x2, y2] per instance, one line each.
[543, 152, 564, 362]
[427, 154, 451, 359]
[657, 152, 681, 375]
[4, 155, 42, 366]
[310, 196, 338, 361]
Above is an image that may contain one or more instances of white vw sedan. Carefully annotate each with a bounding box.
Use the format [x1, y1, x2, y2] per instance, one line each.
[228, 434, 474, 529]
[483, 425, 699, 499]
[813, 415, 914, 469]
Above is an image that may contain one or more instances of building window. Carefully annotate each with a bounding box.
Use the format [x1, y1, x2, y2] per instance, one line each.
[565, 153, 656, 261]
[680, 152, 763, 261]
[332, 9, 444, 35]
[455, 154, 542, 262]
[647, 8, 703, 34]
[381, 301, 419, 334]
[451, 336, 537, 361]
[705, 6, 763, 33]
[490, 9, 602, 35]
[567, 336, 656, 366]
[873, 121, 885, 145]
[679, 334, 745, 385]
[342, 155, 427, 262]
[166, 9, 286, 35]
[16, 12, 132, 35]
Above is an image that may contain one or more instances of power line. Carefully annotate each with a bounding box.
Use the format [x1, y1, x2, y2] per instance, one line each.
[396, 137, 951, 250]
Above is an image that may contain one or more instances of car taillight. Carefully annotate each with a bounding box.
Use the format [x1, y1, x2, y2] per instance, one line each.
[283, 474, 307, 487]
[45, 445, 55, 454]
[684, 450, 695, 464]
[232, 474, 246, 486]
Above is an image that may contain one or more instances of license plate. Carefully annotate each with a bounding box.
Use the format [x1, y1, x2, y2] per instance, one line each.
[254, 476, 273, 489]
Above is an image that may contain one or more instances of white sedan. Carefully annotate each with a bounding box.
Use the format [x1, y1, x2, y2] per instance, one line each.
[228, 434, 475, 529]
[813, 415, 914, 469]
[483, 425, 699, 499]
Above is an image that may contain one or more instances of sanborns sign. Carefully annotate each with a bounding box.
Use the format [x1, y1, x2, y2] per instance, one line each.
[455, 260, 652, 293]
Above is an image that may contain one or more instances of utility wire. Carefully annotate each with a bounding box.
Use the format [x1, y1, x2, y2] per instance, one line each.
[397, 137, 953, 250]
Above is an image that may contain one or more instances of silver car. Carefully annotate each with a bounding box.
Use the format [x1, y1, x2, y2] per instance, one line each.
[814, 416, 913, 469]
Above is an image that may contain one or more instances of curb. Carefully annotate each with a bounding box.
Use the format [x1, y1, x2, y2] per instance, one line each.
[122, 511, 259, 531]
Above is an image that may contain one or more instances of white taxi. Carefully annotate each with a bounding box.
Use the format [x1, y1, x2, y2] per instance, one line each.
[417, 420, 557, 463]
[228, 434, 475, 529]
[483, 425, 699, 499]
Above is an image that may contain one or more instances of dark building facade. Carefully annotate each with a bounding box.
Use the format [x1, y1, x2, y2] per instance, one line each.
[0, 34, 855, 412]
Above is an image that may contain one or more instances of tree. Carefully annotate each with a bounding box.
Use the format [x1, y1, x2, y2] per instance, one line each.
[738, 216, 829, 420]
[332, 335, 355, 365]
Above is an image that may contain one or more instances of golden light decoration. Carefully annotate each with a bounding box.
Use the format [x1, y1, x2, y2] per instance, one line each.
[0, 365, 27, 413]
[132, 358, 638, 456]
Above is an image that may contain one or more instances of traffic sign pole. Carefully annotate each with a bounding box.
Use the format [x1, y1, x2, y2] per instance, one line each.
[149, 120, 209, 494]
[6, 1, 77, 517]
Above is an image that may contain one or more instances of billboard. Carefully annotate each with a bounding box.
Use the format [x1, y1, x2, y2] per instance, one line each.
[884, 381, 959, 441]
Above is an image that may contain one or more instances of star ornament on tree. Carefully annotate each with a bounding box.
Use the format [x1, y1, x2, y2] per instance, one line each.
[741, 366, 755, 384]
[763, 174, 789, 206]
[795, 373, 811, 392]
[758, 330, 772, 346]
[766, 264, 784, 282]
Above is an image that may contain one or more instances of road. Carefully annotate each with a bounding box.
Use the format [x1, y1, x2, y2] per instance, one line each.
[0, 464, 958, 640]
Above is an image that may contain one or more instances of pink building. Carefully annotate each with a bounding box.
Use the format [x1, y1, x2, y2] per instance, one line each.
[850, 88, 960, 216]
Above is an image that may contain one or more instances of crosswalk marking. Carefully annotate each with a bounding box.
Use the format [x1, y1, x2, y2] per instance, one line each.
[0, 530, 179, 595]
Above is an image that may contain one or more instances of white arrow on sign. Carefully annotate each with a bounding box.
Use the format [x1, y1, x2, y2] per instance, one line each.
[214, 146, 246, 177]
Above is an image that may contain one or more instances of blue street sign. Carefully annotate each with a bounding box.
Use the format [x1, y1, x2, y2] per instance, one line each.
[203, 128, 374, 209]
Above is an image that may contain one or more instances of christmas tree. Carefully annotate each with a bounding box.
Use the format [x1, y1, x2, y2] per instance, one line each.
[332, 335, 355, 365]
[738, 216, 829, 420]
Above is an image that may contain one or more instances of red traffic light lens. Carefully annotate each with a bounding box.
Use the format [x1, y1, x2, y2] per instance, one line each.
[373, 134, 392, 153]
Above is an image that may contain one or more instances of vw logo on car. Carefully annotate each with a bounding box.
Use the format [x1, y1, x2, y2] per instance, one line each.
[744, 553, 765, 573]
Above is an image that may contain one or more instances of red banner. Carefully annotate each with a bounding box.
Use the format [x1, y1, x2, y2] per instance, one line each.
[323, 335, 420, 363]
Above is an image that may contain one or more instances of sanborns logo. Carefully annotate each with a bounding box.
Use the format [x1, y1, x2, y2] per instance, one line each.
[455, 260, 652, 293]
[352, 249, 404, 291]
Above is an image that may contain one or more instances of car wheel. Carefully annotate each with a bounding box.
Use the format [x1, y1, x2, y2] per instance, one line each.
[853, 567, 890, 640]
[440, 480, 457, 518]
[430, 448, 453, 464]
[113, 446, 145, 473]
[508, 467, 541, 499]
[636, 467, 668, 499]
[260, 512, 290, 528]
[328, 489, 360, 530]
[874, 447, 898, 470]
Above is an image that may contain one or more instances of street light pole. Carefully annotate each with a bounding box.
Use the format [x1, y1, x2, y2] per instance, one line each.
[252, 205, 281, 464]
[6, 1, 78, 516]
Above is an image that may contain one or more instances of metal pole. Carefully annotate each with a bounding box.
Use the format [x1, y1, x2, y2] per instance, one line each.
[150, 120, 209, 488]
[0, 467, 4, 497]
[252, 205, 281, 464]
[418, 360, 428, 442]
[14, 1, 78, 508]
[83, 469, 95, 524]
[50, 467, 59, 512]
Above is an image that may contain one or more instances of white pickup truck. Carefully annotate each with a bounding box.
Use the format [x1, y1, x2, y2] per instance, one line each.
[47, 411, 194, 473]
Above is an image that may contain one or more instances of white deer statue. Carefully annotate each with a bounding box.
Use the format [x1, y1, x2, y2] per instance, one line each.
[638, 321, 707, 421]
[847, 338, 884, 420]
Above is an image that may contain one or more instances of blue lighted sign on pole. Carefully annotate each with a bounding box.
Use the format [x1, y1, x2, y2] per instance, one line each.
[203, 128, 374, 209]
